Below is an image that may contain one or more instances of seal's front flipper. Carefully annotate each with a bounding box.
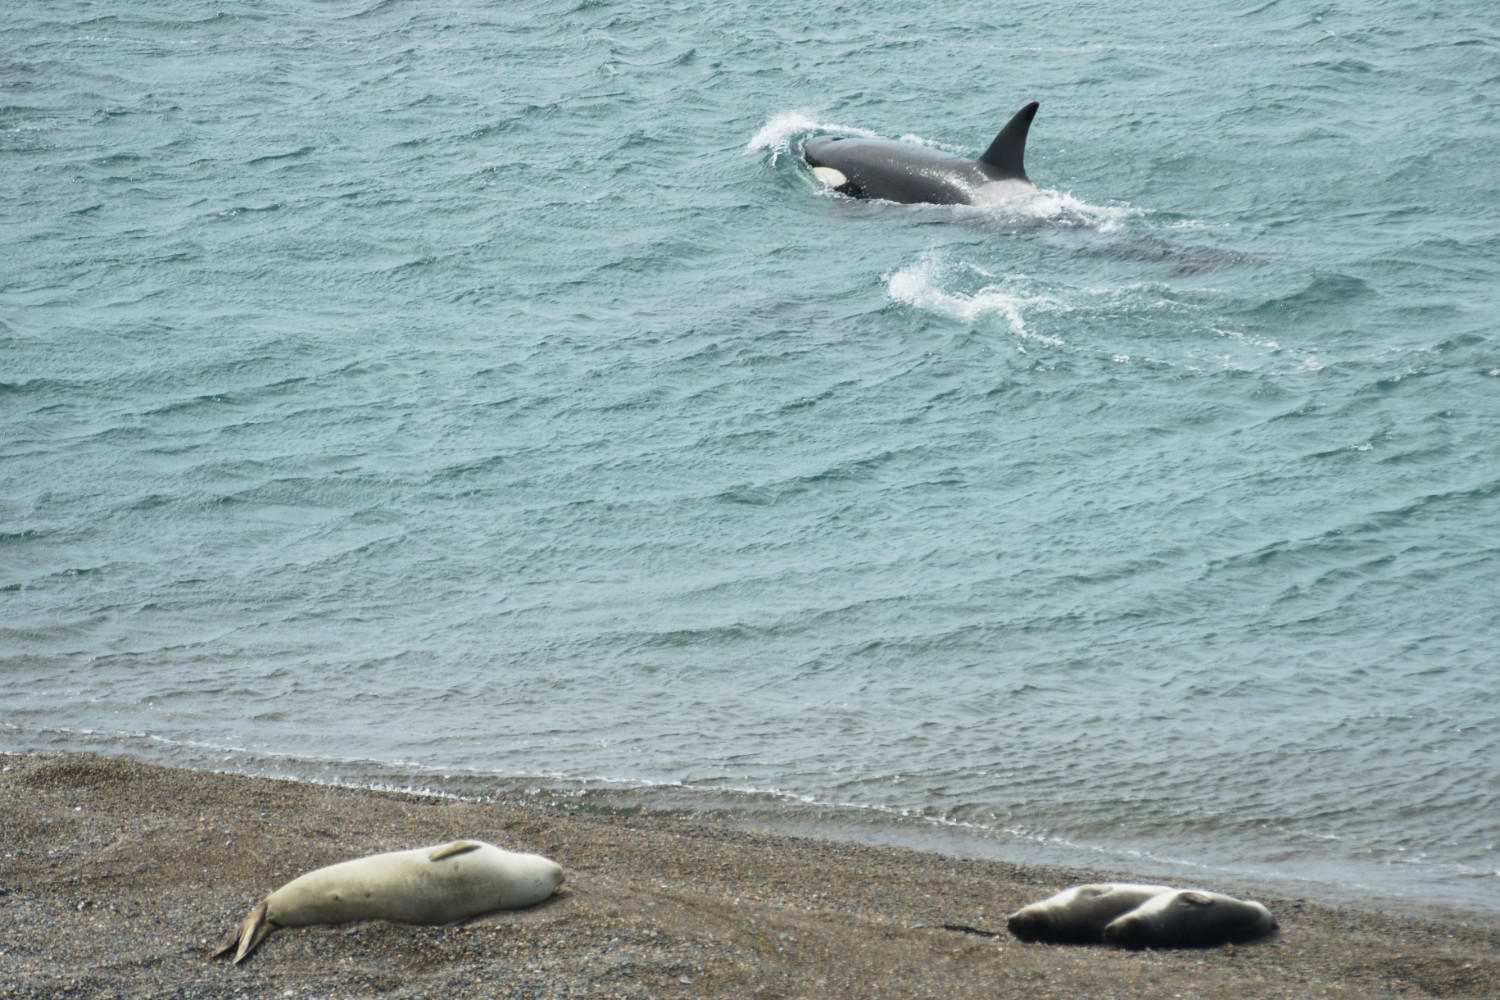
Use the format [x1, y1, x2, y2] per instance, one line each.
[942, 923, 1001, 938]
[428, 840, 483, 862]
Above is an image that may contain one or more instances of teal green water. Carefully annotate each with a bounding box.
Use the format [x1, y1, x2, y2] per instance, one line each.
[4, 1, 1499, 912]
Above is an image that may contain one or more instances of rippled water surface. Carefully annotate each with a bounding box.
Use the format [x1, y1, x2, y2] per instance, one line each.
[4, 0, 1500, 912]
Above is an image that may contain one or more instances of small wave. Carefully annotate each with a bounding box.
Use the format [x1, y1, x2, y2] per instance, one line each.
[213, 202, 284, 218]
[341, 0, 403, 19]
[247, 145, 315, 166]
[1247, 272, 1376, 317]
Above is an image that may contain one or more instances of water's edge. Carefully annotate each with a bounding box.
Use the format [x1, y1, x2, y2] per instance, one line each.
[9, 733, 1496, 924]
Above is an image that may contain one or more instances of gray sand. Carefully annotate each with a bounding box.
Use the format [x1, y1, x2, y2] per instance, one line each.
[4, 752, 1498, 998]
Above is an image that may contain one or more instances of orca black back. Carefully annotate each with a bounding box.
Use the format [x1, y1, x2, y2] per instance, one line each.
[801, 102, 1041, 206]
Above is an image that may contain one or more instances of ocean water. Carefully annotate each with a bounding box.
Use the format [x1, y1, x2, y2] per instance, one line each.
[4, 0, 1499, 914]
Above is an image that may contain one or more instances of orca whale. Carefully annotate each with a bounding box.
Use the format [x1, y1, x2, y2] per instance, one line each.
[802, 102, 1039, 206]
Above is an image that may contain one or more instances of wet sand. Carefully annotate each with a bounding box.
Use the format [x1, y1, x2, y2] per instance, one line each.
[3, 752, 1498, 998]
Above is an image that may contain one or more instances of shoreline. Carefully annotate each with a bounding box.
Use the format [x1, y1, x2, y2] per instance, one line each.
[12, 733, 1491, 919]
[5, 752, 1498, 998]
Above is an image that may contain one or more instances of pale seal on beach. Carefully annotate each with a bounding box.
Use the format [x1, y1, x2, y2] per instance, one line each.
[215, 839, 565, 963]
[1102, 888, 1277, 949]
[1006, 883, 1174, 943]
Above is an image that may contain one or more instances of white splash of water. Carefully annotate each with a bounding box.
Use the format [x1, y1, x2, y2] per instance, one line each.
[744, 112, 879, 163]
[884, 254, 1066, 344]
[961, 185, 1143, 232]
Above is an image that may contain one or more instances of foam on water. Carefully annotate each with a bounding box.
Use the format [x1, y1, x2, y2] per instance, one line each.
[884, 254, 1066, 343]
[744, 112, 880, 161]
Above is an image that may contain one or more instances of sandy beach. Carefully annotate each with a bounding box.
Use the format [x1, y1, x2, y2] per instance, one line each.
[3, 752, 1497, 998]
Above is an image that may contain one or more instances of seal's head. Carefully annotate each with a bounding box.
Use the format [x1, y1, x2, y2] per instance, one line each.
[497, 853, 565, 908]
[1099, 906, 1158, 949]
[1005, 907, 1045, 941]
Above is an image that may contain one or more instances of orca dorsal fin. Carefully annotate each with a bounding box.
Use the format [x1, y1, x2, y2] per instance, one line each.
[977, 101, 1039, 181]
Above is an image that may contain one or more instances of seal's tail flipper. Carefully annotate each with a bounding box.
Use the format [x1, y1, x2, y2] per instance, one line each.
[977, 102, 1039, 181]
[211, 923, 243, 959]
[213, 900, 278, 964]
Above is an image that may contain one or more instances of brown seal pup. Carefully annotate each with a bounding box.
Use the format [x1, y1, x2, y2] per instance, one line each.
[1006, 883, 1174, 943]
[215, 839, 564, 963]
[1102, 889, 1277, 949]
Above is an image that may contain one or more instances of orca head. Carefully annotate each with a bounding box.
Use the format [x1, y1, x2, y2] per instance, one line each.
[801, 134, 847, 168]
[802, 136, 864, 197]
